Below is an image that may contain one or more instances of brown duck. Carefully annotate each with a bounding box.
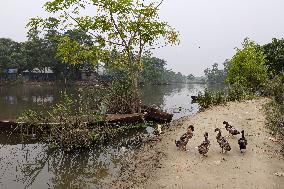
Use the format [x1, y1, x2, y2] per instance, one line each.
[215, 128, 231, 153]
[198, 132, 210, 156]
[175, 125, 194, 151]
[223, 121, 240, 136]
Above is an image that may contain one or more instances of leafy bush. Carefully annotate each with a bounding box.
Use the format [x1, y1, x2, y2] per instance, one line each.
[264, 72, 284, 103]
[18, 90, 104, 151]
[104, 76, 139, 114]
[227, 38, 268, 92]
[196, 84, 257, 110]
[213, 90, 227, 105]
[264, 72, 284, 140]
[263, 38, 284, 76]
[196, 89, 214, 109]
[264, 101, 284, 137]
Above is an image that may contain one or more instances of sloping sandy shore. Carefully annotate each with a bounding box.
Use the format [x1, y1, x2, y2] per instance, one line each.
[110, 98, 284, 189]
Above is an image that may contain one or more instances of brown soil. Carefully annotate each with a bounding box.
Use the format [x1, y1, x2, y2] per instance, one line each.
[110, 98, 284, 189]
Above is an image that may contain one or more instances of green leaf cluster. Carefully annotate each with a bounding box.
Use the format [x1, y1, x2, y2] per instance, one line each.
[263, 38, 284, 76]
[227, 38, 268, 92]
[29, 0, 179, 68]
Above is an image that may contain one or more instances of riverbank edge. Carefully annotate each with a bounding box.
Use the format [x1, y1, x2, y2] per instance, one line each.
[107, 97, 283, 189]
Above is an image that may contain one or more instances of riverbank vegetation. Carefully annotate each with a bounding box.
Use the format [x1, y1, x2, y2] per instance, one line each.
[17, 88, 154, 151]
[198, 37, 284, 148]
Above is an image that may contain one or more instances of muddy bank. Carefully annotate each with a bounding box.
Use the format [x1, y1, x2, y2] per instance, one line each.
[109, 98, 284, 189]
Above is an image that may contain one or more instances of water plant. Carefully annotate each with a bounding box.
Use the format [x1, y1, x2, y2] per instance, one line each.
[18, 89, 104, 151]
[17, 88, 153, 151]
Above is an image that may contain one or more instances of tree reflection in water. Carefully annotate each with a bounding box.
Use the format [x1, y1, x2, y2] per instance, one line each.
[0, 141, 135, 189]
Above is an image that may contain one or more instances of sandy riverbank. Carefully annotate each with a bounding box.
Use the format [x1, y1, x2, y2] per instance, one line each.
[109, 98, 284, 189]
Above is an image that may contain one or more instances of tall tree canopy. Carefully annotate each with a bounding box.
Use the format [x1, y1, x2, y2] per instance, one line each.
[227, 38, 268, 91]
[0, 38, 24, 70]
[263, 38, 284, 76]
[141, 57, 166, 85]
[28, 0, 179, 112]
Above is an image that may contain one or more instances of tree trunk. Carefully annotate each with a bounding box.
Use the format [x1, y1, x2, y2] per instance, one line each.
[132, 71, 141, 113]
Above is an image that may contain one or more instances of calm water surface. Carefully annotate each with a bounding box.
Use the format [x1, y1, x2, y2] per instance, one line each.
[0, 84, 205, 189]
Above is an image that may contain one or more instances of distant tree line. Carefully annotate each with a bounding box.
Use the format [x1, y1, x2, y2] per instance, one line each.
[204, 61, 228, 85]
[140, 57, 186, 85]
[204, 38, 284, 85]
[0, 29, 90, 81]
[0, 32, 186, 84]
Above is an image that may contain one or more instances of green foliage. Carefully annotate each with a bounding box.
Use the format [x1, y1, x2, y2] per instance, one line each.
[28, 0, 179, 112]
[140, 57, 166, 84]
[0, 30, 99, 82]
[204, 61, 227, 84]
[18, 87, 152, 151]
[226, 83, 256, 101]
[91, 122, 147, 143]
[196, 89, 226, 110]
[187, 74, 195, 81]
[22, 37, 52, 72]
[196, 84, 257, 110]
[29, 0, 179, 71]
[104, 75, 137, 114]
[263, 71, 284, 146]
[139, 57, 186, 85]
[264, 101, 284, 138]
[164, 70, 186, 84]
[18, 89, 104, 151]
[196, 89, 214, 109]
[263, 38, 284, 76]
[0, 38, 25, 70]
[227, 38, 268, 92]
[264, 72, 284, 103]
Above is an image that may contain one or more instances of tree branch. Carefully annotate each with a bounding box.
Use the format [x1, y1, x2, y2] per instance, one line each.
[65, 12, 124, 47]
[156, 0, 164, 8]
[109, 12, 128, 49]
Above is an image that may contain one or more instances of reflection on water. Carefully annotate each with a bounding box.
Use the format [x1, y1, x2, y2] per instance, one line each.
[141, 83, 205, 119]
[0, 83, 205, 188]
[0, 128, 142, 189]
[0, 85, 77, 120]
[0, 143, 135, 189]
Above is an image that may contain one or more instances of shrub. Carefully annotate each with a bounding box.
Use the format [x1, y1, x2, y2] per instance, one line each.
[18, 90, 104, 151]
[264, 72, 284, 103]
[264, 101, 284, 138]
[196, 84, 257, 110]
[264, 72, 284, 140]
[227, 38, 268, 92]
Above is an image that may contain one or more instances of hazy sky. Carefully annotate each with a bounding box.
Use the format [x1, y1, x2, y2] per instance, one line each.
[0, 0, 283, 76]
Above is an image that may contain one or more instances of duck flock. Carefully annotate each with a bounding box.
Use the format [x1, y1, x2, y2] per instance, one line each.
[175, 121, 248, 156]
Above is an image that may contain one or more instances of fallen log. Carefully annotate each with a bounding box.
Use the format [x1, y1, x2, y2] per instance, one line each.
[143, 106, 173, 123]
[0, 107, 173, 130]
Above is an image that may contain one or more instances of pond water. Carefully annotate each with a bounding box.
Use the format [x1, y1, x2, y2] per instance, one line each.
[0, 83, 205, 189]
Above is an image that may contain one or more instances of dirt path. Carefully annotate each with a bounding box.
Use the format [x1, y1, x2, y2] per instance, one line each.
[111, 99, 284, 189]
